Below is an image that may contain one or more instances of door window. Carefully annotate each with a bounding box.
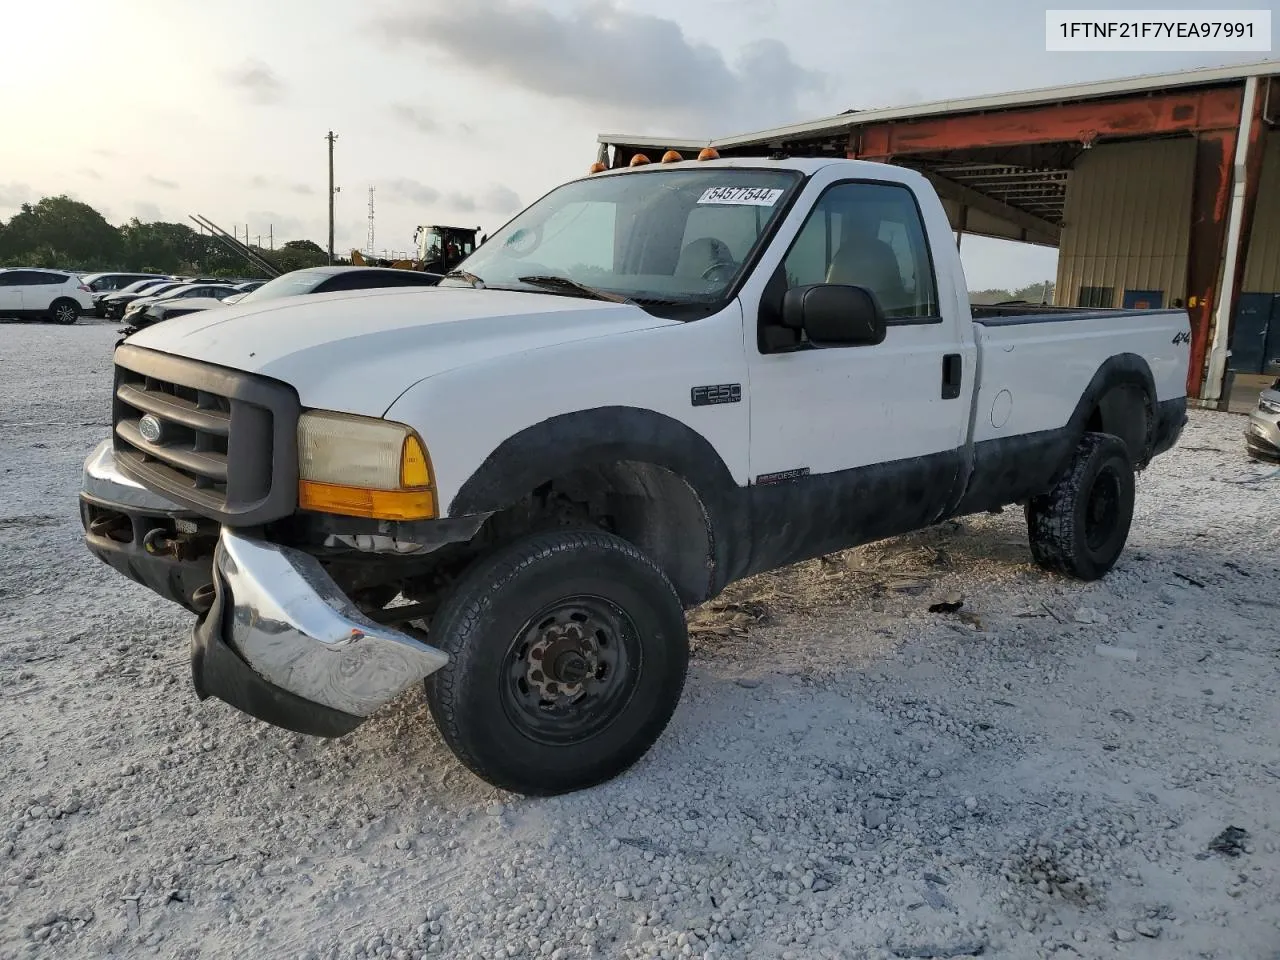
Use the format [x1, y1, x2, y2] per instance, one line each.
[781, 182, 939, 322]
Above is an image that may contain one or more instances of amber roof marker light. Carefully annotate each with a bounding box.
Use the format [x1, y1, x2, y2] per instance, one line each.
[661, 150, 682, 163]
[629, 153, 651, 166]
[588, 161, 607, 174]
[697, 147, 720, 161]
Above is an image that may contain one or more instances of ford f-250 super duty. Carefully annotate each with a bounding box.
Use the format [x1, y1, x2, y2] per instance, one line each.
[79, 155, 1189, 795]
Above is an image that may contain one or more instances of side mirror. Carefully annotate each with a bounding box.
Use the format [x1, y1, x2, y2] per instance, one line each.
[781, 284, 886, 347]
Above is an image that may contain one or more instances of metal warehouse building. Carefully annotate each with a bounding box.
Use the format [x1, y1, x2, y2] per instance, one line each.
[598, 59, 1280, 407]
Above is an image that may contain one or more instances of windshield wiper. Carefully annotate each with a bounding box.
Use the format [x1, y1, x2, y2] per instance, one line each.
[516, 275, 631, 304]
[443, 269, 485, 288]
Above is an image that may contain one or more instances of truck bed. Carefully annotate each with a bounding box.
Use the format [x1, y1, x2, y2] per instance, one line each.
[967, 306, 1189, 447]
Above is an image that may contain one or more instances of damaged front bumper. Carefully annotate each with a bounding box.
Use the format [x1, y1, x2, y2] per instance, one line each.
[80, 439, 449, 738]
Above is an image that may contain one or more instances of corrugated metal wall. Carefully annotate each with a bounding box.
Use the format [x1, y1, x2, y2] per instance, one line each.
[1055, 139, 1196, 307]
[1242, 129, 1280, 293]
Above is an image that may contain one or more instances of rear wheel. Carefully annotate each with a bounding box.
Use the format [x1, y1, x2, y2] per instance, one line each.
[1025, 432, 1135, 581]
[424, 529, 689, 795]
[49, 299, 80, 325]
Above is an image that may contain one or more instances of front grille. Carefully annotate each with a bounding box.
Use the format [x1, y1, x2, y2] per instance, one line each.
[112, 344, 301, 525]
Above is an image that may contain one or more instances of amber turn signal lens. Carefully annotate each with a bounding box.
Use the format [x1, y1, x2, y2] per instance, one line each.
[299, 481, 437, 521]
[400, 435, 432, 488]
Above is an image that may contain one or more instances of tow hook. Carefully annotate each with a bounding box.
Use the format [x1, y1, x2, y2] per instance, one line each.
[142, 527, 178, 557]
[142, 527, 202, 561]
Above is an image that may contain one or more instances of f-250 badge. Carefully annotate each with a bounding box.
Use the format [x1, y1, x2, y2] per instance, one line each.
[691, 383, 742, 406]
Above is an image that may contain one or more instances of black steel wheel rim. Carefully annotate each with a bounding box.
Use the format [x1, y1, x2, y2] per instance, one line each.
[1085, 468, 1121, 551]
[500, 595, 641, 746]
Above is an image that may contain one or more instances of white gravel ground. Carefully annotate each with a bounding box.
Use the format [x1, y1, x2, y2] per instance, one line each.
[2, 319, 1279, 960]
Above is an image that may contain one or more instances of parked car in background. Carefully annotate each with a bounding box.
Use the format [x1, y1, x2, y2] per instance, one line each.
[119, 269, 437, 336]
[82, 272, 168, 294]
[0, 268, 94, 324]
[226, 265, 444, 303]
[123, 284, 243, 332]
[121, 282, 238, 324]
[88, 275, 174, 316]
[101, 280, 187, 319]
[1245, 379, 1280, 462]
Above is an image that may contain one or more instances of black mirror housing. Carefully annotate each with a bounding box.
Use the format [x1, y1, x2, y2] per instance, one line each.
[781, 284, 886, 347]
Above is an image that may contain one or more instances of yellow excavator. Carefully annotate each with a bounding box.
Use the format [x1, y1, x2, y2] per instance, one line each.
[351, 224, 482, 274]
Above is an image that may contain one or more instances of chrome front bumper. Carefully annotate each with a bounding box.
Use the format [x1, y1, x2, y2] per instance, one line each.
[83, 438, 189, 513]
[202, 529, 449, 720]
[81, 438, 449, 736]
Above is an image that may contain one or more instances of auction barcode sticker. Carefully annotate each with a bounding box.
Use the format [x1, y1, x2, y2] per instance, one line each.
[697, 186, 785, 206]
[1046, 9, 1271, 50]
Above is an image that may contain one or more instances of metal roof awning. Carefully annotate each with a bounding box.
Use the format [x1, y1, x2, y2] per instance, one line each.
[598, 60, 1279, 249]
[598, 57, 1280, 153]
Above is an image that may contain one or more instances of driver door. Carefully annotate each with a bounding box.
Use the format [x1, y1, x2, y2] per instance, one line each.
[744, 177, 970, 565]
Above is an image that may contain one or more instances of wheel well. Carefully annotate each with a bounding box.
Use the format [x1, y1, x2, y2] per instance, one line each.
[478, 460, 714, 608]
[1068, 356, 1158, 471]
[1080, 381, 1152, 463]
[1084, 383, 1153, 467]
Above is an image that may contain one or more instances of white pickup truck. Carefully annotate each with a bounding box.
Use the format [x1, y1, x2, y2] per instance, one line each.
[80, 155, 1189, 795]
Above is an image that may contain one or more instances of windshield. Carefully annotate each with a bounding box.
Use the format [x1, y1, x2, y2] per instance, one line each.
[445, 167, 802, 309]
[418, 227, 443, 261]
[233, 272, 326, 304]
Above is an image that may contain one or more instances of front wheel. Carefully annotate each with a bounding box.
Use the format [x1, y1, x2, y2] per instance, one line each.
[49, 299, 80, 325]
[424, 529, 689, 795]
[1025, 432, 1135, 581]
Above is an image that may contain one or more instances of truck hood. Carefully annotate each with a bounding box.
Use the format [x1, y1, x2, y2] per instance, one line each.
[123, 286, 677, 415]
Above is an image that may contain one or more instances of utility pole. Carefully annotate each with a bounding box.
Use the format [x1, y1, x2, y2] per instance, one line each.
[367, 186, 376, 255]
[326, 130, 339, 264]
[269, 224, 273, 252]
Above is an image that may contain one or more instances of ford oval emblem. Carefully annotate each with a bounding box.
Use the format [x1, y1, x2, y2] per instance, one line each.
[138, 414, 163, 444]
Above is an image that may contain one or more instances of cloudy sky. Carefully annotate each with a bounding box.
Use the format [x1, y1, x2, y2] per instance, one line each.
[0, 0, 1274, 287]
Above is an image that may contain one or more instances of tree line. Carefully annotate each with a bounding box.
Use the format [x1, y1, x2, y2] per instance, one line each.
[970, 281, 1056, 305]
[0, 195, 338, 277]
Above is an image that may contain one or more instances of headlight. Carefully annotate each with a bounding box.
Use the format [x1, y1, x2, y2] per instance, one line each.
[1259, 397, 1280, 416]
[296, 410, 436, 520]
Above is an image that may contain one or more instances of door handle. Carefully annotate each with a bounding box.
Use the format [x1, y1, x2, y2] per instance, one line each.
[941, 353, 962, 399]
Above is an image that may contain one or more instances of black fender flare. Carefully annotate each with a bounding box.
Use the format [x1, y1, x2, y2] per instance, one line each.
[1058, 352, 1158, 471]
[448, 406, 744, 593]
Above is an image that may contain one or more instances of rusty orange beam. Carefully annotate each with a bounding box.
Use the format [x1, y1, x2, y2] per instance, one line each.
[1184, 129, 1237, 398]
[851, 86, 1243, 158]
